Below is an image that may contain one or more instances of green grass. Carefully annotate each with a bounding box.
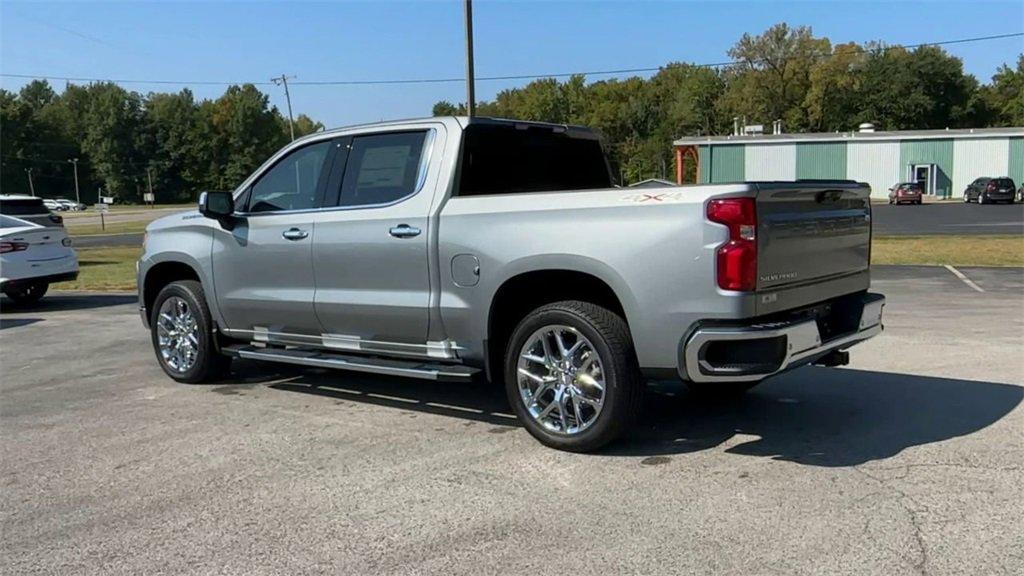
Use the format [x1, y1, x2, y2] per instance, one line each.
[60, 203, 193, 219]
[65, 220, 149, 236]
[52, 247, 141, 292]
[872, 235, 1024, 267]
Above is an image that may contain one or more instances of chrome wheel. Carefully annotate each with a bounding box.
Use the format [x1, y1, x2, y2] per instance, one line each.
[516, 325, 606, 435]
[156, 296, 199, 373]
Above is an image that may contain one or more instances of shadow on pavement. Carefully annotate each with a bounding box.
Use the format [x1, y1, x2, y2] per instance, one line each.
[611, 366, 1023, 465]
[0, 294, 137, 314]
[0, 318, 43, 330]
[223, 361, 1022, 465]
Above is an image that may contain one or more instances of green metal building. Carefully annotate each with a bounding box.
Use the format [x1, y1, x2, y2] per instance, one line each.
[673, 126, 1024, 199]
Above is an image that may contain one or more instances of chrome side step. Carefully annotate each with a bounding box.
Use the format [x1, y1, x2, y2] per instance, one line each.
[222, 345, 479, 382]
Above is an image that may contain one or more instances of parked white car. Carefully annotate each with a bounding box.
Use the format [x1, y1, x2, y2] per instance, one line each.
[42, 198, 64, 211]
[55, 198, 85, 211]
[1, 215, 78, 304]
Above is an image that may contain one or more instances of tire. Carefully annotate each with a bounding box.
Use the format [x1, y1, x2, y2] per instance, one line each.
[503, 300, 643, 452]
[963, 193, 970, 203]
[3, 281, 48, 305]
[150, 280, 230, 383]
[979, 194, 988, 205]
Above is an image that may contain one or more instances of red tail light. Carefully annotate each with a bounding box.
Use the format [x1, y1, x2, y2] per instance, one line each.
[0, 241, 29, 254]
[707, 197, 757, 291]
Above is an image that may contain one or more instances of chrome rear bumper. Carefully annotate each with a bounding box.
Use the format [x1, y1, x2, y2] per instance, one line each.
[682, 292, 885, 383]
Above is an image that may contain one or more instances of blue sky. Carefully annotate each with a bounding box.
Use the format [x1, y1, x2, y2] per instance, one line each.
[2, 1, 1022, 128]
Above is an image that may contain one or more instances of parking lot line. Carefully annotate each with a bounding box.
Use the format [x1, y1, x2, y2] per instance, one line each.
[943, 264, 985, 292]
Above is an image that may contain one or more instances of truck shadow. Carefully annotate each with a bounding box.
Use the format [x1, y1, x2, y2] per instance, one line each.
[610, 366, 1023, 465]
[229, 361, 1022, 467]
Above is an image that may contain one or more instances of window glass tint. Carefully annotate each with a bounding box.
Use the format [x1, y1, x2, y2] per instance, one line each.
[248, 141, 332, 213]
[457, 123, 612, 196]
[0, 198, 46, 216]
[992, 178, 1014, 188]
[338, 132, 428, 207]
[0, 215, 31, 228]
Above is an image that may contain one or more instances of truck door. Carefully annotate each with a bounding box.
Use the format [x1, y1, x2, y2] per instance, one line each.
[211, 138, 337, 342]
[312, 127, 444, 355]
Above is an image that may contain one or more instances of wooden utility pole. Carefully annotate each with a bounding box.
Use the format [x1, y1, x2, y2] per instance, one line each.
[272, 75, 297, 141]
[25, 168, 35, 197]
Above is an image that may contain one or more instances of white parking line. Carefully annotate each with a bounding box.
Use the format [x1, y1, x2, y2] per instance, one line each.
[944, 265, 985, 292]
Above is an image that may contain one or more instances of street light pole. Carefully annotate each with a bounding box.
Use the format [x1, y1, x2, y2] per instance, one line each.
[463, 0, 476, 117]
[272, 74, 297, 141]
[68, 158, 80, 204]
[25, 168, 35, 197]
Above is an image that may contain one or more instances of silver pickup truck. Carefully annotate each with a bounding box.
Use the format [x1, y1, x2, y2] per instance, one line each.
[138, 116, 885, 451]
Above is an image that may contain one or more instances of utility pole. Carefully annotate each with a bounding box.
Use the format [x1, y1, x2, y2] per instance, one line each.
[25, 168, 35, 197]
[68, 158, 80, 204]
[147, 168, 155, 208]
[463, 0, 476, 117]
[272, 74, 296, 141]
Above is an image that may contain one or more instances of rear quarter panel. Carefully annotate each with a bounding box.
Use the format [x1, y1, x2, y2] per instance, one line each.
[437, 185, 758, 369]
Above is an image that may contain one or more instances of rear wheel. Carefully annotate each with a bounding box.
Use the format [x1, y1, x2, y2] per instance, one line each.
[2, 281, 48, 305]
[504, 300, 643, 452]
[150, 280, 230, 383]
[979, 193, 989, 205]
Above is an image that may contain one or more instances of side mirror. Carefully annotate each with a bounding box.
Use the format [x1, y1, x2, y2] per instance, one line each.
[199, 191, 234, 218]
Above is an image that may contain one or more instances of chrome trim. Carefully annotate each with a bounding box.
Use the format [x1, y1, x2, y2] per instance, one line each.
[682, 294, 885, 383]
[224, 328, 463, 360]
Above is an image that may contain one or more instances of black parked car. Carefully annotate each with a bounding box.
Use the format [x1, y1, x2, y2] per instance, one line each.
[963, 177, 1016, 204]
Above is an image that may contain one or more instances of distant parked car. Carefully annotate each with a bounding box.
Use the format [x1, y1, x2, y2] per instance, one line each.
[0, 195, 64, 227]
[0, 214, 78, 305]
[55, 198, 85, 211]
[963, 177, 1016, 204]
[1018, 183, 1024, 203]
[42, 198, 65, 211]
[888, 182, 923, 205]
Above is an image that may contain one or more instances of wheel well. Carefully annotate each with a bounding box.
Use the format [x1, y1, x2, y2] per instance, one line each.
[143, 261, 200, 317]
[486, 270, 627, 381]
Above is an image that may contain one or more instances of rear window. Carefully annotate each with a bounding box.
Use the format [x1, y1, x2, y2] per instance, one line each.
[456, 123, 612, 196]
[899, 183, 921, 191]
[0, 198, 47, 216]
[0, 215, 32, 228]
[992, 178, 1015, 188]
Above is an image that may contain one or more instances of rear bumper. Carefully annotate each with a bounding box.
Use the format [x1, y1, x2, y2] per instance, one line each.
[681, 292, 885, 383]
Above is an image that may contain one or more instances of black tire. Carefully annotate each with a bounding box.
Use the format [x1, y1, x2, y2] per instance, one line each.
[3, 282, 48, 305]
[150, 280, 230, 383]
[503, 300, 643, 452]
[979, 194, 988, 205]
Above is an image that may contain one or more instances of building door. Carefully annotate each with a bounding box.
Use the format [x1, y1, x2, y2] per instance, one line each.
[910, 164, 937, 196]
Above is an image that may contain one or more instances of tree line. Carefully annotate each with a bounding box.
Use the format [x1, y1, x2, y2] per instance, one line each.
[435, 24, 1023, 183]
[1, 82, 322, 203]
[2, 23, 1021, 201]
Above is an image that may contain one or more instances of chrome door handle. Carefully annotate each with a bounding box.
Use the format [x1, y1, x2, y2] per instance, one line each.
[282, 228, 309, 241]
[389, 224, 421, 238]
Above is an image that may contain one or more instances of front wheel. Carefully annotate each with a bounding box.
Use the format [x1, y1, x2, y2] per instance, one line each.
[2, 281, 48, 305]
[150, 280, 230, 383]
[504, 300, 643, 452]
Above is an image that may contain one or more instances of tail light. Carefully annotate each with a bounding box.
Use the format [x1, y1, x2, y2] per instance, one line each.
[707, 197, 757, 291]
[0, 241, 29, 254]
[49, 214, 63, 225]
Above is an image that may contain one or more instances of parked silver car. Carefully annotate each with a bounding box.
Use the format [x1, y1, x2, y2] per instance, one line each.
[138, 117, 885, 451]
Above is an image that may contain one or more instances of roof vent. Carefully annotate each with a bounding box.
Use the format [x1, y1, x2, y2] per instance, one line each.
[858, 122, 876, 133]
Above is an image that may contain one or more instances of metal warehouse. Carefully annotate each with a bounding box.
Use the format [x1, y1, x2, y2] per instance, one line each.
[673, 125, 1024, 199]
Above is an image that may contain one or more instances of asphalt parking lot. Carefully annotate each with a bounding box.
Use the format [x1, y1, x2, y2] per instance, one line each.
[873, 202, 1024, 235]
[2, 266, 1022, 575]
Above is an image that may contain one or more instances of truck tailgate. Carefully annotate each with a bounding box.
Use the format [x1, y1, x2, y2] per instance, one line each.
[755, 181, 871, 312]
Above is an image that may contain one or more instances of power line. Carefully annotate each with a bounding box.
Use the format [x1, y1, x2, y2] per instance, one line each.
[1, 32, 1020, 88]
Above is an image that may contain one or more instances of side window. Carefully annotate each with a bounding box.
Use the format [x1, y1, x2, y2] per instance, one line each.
[247, 140, 332, 213]
[338, 131, 428, 208]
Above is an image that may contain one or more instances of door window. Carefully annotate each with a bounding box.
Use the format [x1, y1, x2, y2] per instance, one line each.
[337, 131, 429, 207]
[247, 140, 333, 213]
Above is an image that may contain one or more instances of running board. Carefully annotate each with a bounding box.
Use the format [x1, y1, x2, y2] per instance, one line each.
[222, 345, 479, 382]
